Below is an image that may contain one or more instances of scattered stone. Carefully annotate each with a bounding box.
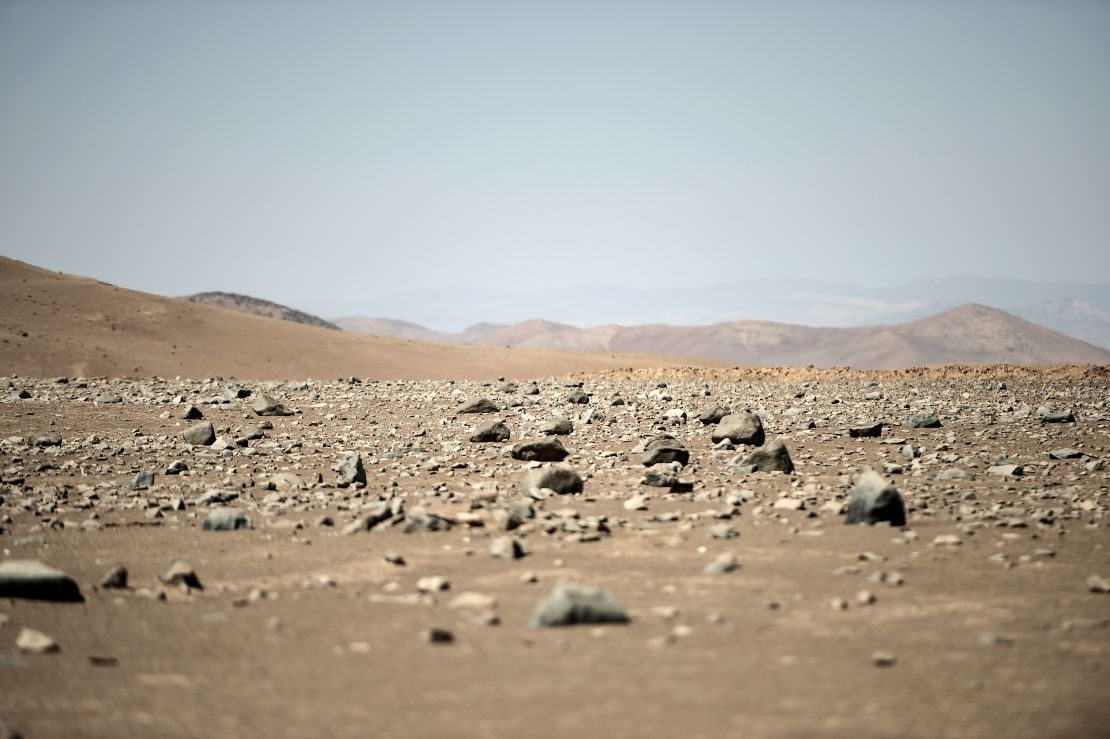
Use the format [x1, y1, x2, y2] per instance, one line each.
[844, 469, 906, 526]
[641, 435, 690, 467]
[907, 412, 941, 429]
[871, 652, 897, 668]
[737, 438, 794, 474]
[100, 565, 128, 590]
[131, 471, 156, 490]
[698, 406, 731, 425]
[252, 394, 294, 416]
[529, 583, 629, 628]
[30, 434, 62, 447]
[459, 398, 499, 414]
[181, 404, 204, 420]
[416, 576, 450, 593]
[704, 553, 739, 575]
[423, 627, 455, 644]
[521, 464, 584, 495]
[182, 421, 216, 446]
[470, 420, 511, 443]
[1048, 448, 1083, 460]
[712, 413, 765, 446]
[0, 560, 84, 602]
[848, 422, 883, 438]
[987, 464, 1023, 477]
[15, 628, 58, 654]
[567, 390, 590, 404]
[490, 536, 526, 560]
[709, 523, 739, 539]
[1041, 411, 1075, 424]
[511, 438, 569, 462]
[161, 561, 203, 590]
[540, 418, 574, 436]
[202, 508, 252, 531]
[334, 451, 367, 487]
[1087, 575, 1110, 594]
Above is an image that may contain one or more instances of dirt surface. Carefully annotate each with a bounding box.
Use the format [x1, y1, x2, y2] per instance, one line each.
[1, 369, 1109, 738]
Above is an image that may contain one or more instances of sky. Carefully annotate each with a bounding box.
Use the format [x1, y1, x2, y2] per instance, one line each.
[1, 0, 1108, 323]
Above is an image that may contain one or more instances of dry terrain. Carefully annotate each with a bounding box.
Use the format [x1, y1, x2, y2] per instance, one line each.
[337, 306, 1110, 369]
[1, 366, 1109, 738]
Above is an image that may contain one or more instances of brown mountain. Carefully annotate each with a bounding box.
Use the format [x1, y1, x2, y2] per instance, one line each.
[0, 257, 716, 380]
[183, 291, 341, 331]
[339, 304, 1110, 369]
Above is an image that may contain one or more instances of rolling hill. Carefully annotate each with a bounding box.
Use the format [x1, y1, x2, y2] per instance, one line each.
[183, 291, 341, 331]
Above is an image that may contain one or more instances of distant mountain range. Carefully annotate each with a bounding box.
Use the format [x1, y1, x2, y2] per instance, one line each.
[316, 276, 1110, 350]
[335, 304, 1110, 369]
[183, 292, 341, 331]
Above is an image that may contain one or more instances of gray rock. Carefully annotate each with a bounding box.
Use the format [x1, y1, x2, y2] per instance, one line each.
[907, 412, 942, 429]
[529, 583, 629, 628]
[196, 489, 239, 506]
[710, 523, 739, 539]
[1048, 448, 1083, 460]
[697, 406, 731, 425]
[95, 393, 122, 404]
[490, 536, 526, 559]
[30, 434, 62, 447]
[567, 390, 590, 404]
[712, 413, 765, 446]
[987, 464, 1023, 477]
[334, 451, 367, 486]
[540, 418, 574, 436]
[641, 436, 690, 467]
[845, 469, 906, 527]
[182, 421, 216, 446]
[100, 565, 128, 589]
[161, 560, 203, 589]
[342, 502, 395, 534]
[131, 471, 156, 490]
[1041, 411, 1075, 424]
[181, 404, 204, 420]
[252, 394, 294, 416]
[511, 438, 569, 462]
[849, 422, 883, 438]
[0, 560, 84, 602]
[737, 438, 794, 473]
[16, 627, 59, 654]
[704, 553, 739, 575]
[470, 420, 511, 443]
[522, 464, 584, 495]
[202, 509, 252, 531]
[901, 444, 918, 461]
[459, 398, 499, 414]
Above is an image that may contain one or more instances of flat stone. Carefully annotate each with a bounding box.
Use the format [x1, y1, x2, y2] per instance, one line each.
[459, 398, 499, 414]
[202, 509, 252, 531]
[529, 583, 629, 628]
[252, 394, 294, 416]
[522, 464, 584, 495]
[512, 438, 569, 462]
[906, 412, 941, 429]
[0, 560, 84, 602]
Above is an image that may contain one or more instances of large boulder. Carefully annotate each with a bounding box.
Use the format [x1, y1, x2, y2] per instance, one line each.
[737, 438, 794, 473]
[521, 464, 583, 495]
[844, 469, 906, 526]
[712, 413, 765, 446]
[0, 560, 84, 602]
[641, 436, 690, 467]
[529, 583, 629, 628]
[512, 438, 569, 462]
[470, 421, 511, 443]
[182, 421, 216, 446]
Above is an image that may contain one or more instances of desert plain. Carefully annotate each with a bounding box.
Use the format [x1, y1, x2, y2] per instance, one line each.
[0, 261, 1109, 739]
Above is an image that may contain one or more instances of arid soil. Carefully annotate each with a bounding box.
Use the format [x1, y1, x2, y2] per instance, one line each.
[1, 368, 1109, 739]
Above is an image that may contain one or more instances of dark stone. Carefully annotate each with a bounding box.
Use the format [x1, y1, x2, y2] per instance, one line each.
[181, 405, 204, 420]
[511, 438, 569, 462]
[100, 565, 129, 589]
[849, 422, 883, 438]
[459, 398, 499, 414]
[131, 471, 156, 490]
[0, 560, 84, 602]
[907, 412, 941, 429]
[712, 413, 765, 446]
[529, 583, 629, 628]
[567, 390, 590, 404]
[522, 464, 584, 495]
[540, 418, 574, 436]
[182, 421, 215, 446]
[738, 438, 794, 473]
[844, 470, 907, 526]
[1041, 411, 1075, 424]
[161, 561, 203, 590]
[252, 394, 294, 416]
[202, 509, 252, 531]
[470, 420, 511, 443]
[698, 406, 731, 425]
[641, 436, 690, 467]
[30, 434, 62, 447]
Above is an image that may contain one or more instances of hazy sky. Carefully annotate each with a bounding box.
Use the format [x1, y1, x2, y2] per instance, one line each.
[1, 0, 1108, 319]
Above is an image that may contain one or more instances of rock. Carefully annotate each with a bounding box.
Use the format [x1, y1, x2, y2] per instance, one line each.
[202, 508, 252, 531]
[844, 469, 906, 526]
[522, 464, 584, 495]
[624, 494, 649, 511]
[849, 422, 883, 438]
[871, 651, 897, 668]
[1041, 411, 1075, 424]
[342, 502, 395, 534]
[0, 560, 84, 602]
[0, 718, 24, 739]
[417, 576, 450, 593]
[704, 553, 739, 575]
[30, 434, 62, 447]
[737, 438, 794, 473]
[709, 523, 739, 539]
[130, 471, 156, 490]
[901, 444, 918, 461]
[698, 406, 731, 425]
[931, 534, 962, 547]
[529, 583, 629, 628]
[539, 418, 574, 436]
[987, 464, 1023, 477]
[490, 536, 526, 560]
[1048, 448, 1083, 460]
[196, 489, 239, 506]
[470, 420, 511, 443]
[773, 498, 805, 511]
[711, 413, 765, 446]
[567, 390, 590, 404]
[100, 565, 128, 590]
[334, 451, 367, 487]
[16, 628, 58, 654]
[511, 438, 569, 462]
[448, 592, 496, 610]
[641, 436, 690, 467]
[161, 561, 203, 590]
[906, 412, 941, 429]
[95, 393, 122, 404]
[252, 394, 294, 416]
[181, 404, 204, 420]
[459, 398, 499, 414]
[1087, 575, 1110, 593]
[422, 627, 455, 644]
[182, 421, 216, 446]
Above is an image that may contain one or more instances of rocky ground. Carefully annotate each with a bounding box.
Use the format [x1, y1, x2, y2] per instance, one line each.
[1, 368, 1108, 738]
